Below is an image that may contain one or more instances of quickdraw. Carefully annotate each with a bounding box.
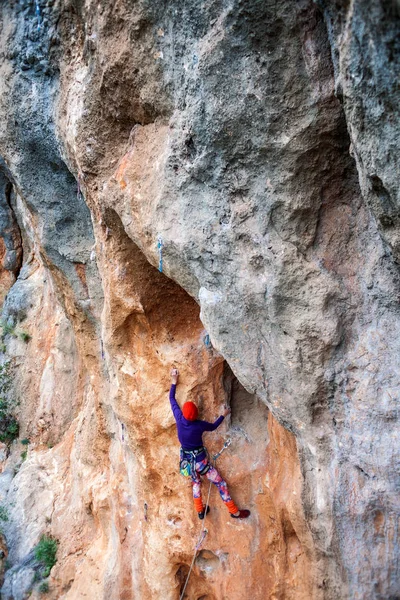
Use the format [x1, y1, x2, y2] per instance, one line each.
[35, 1, 41, 32]
[203, 333, 212, 349]
[157, 237, 163, 273]
[212, 438, 231, 461]
[77, 173, 83, 201]
[195, 528, 208, 551]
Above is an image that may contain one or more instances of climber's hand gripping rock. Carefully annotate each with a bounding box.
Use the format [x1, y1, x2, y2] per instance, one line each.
[171, 368, 179, 385]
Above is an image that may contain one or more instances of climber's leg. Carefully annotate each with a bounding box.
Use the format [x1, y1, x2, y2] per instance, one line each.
[191, 466, 204, 514]
[192, 457, 213, 519]
[204, 464, 239, 514]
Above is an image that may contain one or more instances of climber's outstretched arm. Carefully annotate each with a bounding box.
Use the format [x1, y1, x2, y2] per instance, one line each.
[201, 406, 230, 431]
[169, 368, 182, 422]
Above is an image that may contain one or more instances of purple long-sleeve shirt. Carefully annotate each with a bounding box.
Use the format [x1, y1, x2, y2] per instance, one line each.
[169, 385, 224, 459]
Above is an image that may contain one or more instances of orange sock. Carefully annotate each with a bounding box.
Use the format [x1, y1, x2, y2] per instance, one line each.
[225, 500, 239, 514]
[194, 498, 204, 513]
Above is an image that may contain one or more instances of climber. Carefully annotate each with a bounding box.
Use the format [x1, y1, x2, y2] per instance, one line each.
[169, 368, 250, 520]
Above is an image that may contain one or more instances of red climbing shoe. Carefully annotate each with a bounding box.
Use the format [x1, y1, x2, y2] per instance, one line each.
[198, 506, 211, 520]
[231, 509, 250, 519]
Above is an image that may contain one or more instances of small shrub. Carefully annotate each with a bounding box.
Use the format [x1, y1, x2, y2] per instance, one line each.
[21, 450, 27, 462]
[6, 419, 18, 437]
[34, 536, 58, 577]
[0, 506, 9, 521]
[0, 362, 19, 445]
[0, 418, 19, 444]
[0, 320, 16, 340]
[19, 331, 31, 343]
[21, 438, 30, 446]
[0, 363, 12, 395]
[39, 581, 49, 594]
[33, 570, 41, 583]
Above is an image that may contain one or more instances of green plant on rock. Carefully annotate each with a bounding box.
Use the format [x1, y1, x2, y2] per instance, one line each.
[0, 362, 11, 395]
[21, 450, 27, 462]
[18, 331, 31, 343]
[39, 581, 50, 594]
[33, 569, 41, 583]
[0, 362, 19, 445]
[21, 438, 30, 446]
[0, 506, 9, 521]
[34, 535, 58, 578]
[0, 320, 16, 340]
[0, 417, 19, 444]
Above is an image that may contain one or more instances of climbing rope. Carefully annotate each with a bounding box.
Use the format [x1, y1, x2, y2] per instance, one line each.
[179, 439, 231, 600]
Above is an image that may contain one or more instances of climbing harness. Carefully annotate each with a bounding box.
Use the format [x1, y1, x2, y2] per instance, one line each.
[157, 237, 163, 273]
[179, 447, 210, 478]
[179, 439, 231, 600]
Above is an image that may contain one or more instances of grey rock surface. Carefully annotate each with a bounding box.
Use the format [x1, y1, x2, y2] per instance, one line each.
[0, 167, 22, 278]
[0, 1, 103, 323]
[1, 563, 36, 600]
[318, 0, 400, 260]
[0, 0, 398, 599]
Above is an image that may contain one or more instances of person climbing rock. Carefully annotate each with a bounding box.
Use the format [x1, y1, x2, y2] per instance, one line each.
[169, 368, 250, 520]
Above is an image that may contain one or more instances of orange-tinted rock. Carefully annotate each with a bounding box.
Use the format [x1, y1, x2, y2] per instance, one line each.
[0, 225, 317, 599]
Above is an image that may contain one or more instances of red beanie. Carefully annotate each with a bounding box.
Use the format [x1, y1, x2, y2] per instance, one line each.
[182, 402, 198, 421]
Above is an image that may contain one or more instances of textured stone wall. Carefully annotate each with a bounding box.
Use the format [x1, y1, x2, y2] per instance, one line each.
[0, 1, 398, 599]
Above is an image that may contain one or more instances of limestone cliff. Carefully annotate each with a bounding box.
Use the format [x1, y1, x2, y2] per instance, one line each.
[0, 1, 398, 599]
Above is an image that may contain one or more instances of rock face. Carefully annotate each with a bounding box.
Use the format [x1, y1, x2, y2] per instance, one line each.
[0, 1, 398, 599]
